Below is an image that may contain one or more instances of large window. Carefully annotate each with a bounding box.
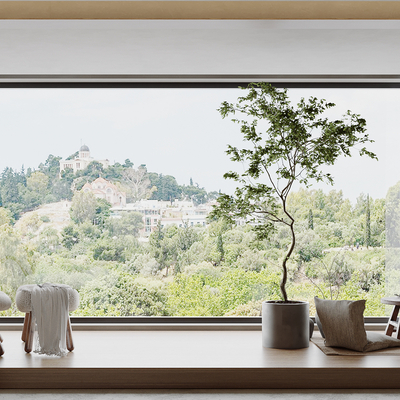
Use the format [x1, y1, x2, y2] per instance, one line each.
[0, 86, 397, 317]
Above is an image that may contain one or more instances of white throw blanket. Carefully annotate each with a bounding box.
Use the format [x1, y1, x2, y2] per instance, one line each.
[31, 283, 69, 357]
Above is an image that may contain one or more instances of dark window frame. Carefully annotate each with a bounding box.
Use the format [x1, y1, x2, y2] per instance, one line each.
[0, 79, 394, 326]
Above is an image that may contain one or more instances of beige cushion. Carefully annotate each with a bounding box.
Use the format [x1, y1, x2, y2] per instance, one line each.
[16, 284, 79, 313]
[0, 291, 11, 311]
[315, 297, 400, 352]
[365, 332, 400, 352]
[314, 297, 368, 351]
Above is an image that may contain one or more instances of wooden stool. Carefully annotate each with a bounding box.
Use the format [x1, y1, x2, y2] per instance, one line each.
[0, 291, 11, 356]
[16, 284, 79, 354]
[381, 297, 400, 339]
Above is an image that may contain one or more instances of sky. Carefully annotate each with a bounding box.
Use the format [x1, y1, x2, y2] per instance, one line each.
[0, 87, 397, 204]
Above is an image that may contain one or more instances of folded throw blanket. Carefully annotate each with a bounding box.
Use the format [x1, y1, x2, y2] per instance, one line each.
[31, 283, 69, 356]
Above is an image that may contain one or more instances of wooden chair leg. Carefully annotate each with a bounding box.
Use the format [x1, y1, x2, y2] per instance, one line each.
[386, 305, 400, 337]
[22, 312, 75, 354]
[396, 314, 400, 340]
[21, 312, 30, 342]
[24, 311, 34, 353]
[0, 341, 4, 357]
[66, 318, 74, 352]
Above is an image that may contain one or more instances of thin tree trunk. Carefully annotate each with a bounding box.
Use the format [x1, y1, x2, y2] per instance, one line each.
[280, 221, 296, 302]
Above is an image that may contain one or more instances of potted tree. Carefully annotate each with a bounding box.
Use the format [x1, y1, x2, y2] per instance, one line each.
[210, 83, 377, 349]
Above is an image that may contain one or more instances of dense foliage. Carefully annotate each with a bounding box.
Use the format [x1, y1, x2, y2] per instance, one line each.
[0, 183, 389, 317]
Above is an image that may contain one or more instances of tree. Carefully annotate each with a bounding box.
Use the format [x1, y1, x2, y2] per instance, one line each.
[92, 237, 127, 262]
[371, 197, 385, 247]
[217, 233, 224, 264]
[0, 207, 12, 226]
[296, 228, 325, 264]
[93, 198, 111, 227]
[40, 154, 61, 185]
[70, 191, 97, 224]
[78, 270, 167, 316]
[210, 82, 377, 301]
[123, 159, 134, 168]
[37, 227, 60, 254]
[304, 250, 354, 300]
[386, 182, 400, 247]
[66, 151, 79, 160]
[180, 184, 208, 205]
[106, 212, 143, 237]
[122, 166, 155, 202]
[148, 173, 182, 201]
[61, 224, 80, 249]
[308, 209, 314, 230]
[104, 162, 124, 182]
[52, 179, 73, 201]
[176, 222, 200, 253]
[17, 212, 42, 237]
[149, 224, 179, 276]
[0, 225, 32, 291]
[77, 161, 104, 181]
[1, 167, 21, 205]
[24, 171, 49, 206]
[365, 194, 371, 248]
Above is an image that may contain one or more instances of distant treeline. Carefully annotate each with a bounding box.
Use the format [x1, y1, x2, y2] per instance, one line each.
[0, 154, 219, 220]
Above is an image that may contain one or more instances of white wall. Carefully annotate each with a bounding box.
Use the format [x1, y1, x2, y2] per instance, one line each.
[0, 20, 400, 81]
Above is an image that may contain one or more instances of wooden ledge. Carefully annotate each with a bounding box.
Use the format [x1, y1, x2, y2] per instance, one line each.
[1, 330, 400, 389]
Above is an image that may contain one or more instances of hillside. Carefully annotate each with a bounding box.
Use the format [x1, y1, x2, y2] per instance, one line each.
[15, 201, 72, 235]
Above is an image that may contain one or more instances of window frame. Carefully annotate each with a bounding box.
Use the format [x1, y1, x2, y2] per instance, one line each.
[0, 79, 395, 327]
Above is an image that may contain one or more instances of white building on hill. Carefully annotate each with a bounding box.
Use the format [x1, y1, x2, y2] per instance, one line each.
[112, 198, 209, 236]
[59, 145, 110, 174]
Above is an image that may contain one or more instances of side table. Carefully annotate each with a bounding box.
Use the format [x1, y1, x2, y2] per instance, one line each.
[381, 297, 400, 338]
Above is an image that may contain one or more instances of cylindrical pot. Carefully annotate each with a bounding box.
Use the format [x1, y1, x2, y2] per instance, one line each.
[262, 300, 310, 349]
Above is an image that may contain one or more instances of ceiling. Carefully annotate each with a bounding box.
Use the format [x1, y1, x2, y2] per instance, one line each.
[0, 2, 399, 82]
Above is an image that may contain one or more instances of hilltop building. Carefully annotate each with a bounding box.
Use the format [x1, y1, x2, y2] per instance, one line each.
[82, 177, 126, 207]
[59, 145, 110, 174]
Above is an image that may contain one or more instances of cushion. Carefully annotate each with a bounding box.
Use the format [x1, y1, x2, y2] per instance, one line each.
[315, 297, 400, 352]
[16, 284, 79, 313]
[364, 332, 400, 352]
[315, 311, 325, 338]
[314, 297, 368, 351]
[0, 291, 11, 311]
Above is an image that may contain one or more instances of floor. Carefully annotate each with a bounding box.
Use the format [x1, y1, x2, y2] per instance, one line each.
[1, 329, 400, 389]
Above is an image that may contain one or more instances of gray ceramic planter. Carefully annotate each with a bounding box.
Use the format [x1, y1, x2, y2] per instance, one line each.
[262, 300, 310, 349]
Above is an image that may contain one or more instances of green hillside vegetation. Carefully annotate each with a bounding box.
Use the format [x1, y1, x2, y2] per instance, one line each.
[0, 155, 218, 221]
[0, 155, 391, 316]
